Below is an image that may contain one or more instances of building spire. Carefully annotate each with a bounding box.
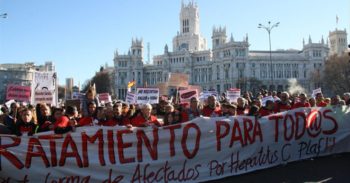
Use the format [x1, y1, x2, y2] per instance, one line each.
[308, 35, 312, 44]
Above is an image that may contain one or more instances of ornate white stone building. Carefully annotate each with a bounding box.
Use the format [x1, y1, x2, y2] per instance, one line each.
[113, 2, 347, 99]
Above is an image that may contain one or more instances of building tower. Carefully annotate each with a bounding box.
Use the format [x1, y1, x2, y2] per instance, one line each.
[131, 38, 143, 58]
[212, 26, 227, 49]
[172, 1, 207, 52]
[329, 28, 348, 56]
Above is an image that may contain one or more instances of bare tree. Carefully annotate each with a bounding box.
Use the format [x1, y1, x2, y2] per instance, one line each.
[322, 55, 350, 95]
[81, 71, 112, 94]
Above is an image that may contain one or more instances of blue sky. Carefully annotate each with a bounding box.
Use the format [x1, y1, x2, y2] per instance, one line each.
[0, 0, 349, 86]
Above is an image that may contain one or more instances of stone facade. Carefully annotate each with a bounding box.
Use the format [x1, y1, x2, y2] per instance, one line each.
[113, 2, 347, 100]
[329, 28, 348, 56]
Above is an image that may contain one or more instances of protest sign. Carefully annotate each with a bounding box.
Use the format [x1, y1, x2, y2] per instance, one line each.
[72, 92, 84, 100]
[156, 82, 169, 96]
[179, 89, 198, 104]
[226, 88, 241, 103]
[34, 90, 53, 105]
[126, 92, 136, 104]
[32, 71, 57, 105]
[168, 73, 189, 87]
[1, 106, 350, 182]
[6, 84, 31, 102]
[199, 90, 218, 101]
[4, 99, 15, 109]
[261, 96, 275, 107]
[312, 88, 322, 98]
[98, 93, 112, 104]
[136, 88, 159, 104]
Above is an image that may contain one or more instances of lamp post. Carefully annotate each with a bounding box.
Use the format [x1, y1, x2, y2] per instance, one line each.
[224, 65, 229, 90]
[258, 21, 279, 90]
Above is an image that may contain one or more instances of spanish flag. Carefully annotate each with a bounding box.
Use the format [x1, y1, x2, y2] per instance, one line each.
[127, 80, 136, 88]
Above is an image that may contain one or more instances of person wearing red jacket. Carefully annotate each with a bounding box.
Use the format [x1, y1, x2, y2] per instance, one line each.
[236, 97, 249, 115]
[316, 93, 328, 107]
[78, 101, 97, 126]
[292, 93, 311, 109]
[202, 95, 222, 117]
[113, 103, 131, 127]
[98, 107, 118, 126]
[54, 115, 75, 134]
[131, 103, 162, 127]
[54, 106, 77, 134]
[259, 100, 275, 117]
[274, 92, 292, 113]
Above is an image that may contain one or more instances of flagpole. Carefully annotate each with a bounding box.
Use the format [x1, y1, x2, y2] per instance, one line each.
[175, 86, 179, 104]
[336, 15, 339, 27]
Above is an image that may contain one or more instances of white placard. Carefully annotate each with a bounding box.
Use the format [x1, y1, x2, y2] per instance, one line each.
[136, 88, 159, 104]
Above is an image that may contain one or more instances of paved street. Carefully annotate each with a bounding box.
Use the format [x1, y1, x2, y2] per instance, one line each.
[208, 153, 350, 183]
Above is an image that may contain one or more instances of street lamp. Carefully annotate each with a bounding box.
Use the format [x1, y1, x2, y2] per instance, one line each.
[224, 65, 229, 90]
[258, 21, 279, 90]
[0, 13, 7, 19]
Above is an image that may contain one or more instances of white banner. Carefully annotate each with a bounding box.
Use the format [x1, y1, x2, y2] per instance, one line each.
[136, 88, 159, 104]
[1, 106, 350, 182]
[226, 88, 241, 103]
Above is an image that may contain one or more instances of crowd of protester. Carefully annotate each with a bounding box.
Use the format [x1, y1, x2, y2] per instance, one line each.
[0, 89, 349, 137]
